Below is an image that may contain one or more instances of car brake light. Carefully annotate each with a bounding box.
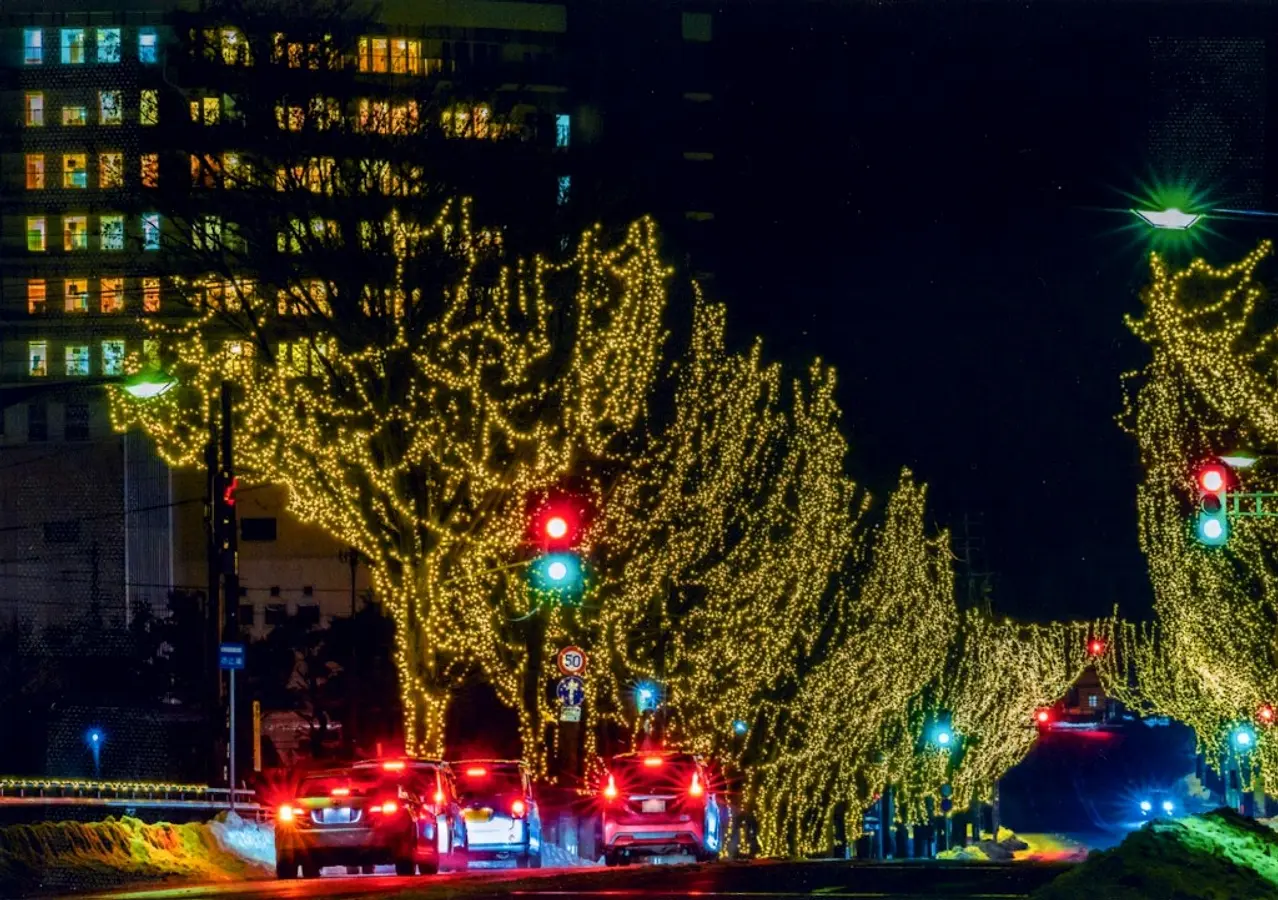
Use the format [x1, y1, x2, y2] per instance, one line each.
[331, 787, 350, 796]
[511, 799, 526, 818]
[380, 800, 398, 814]
[603, 775, 618, 800]
[466, 766, 487, 777]
[433, 790, 444, 805]
[689, 772, 704, 797]
[643, 756, 663, 767]
[278, 805, 296, 823]
[383, 761, 406, 772]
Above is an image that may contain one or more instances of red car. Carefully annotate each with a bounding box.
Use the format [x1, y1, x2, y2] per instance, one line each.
[599, 751, 723, 866]
[275, 767, 440, 878]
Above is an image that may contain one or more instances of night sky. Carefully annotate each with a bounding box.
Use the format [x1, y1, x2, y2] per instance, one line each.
[702, 4, 1271, 623]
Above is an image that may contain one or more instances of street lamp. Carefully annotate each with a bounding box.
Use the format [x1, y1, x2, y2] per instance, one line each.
[86, 728, 104, 778]
[1132, 208, 1202, 231]
[121, 370, 178, 400]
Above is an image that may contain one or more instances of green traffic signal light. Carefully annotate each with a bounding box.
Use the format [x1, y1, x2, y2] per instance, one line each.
[528, 552, 585, 604]
[1196, 464, 1229, 546]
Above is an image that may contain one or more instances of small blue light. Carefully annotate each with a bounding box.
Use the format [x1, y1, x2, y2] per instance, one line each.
[936, 730, 951, 746]
[635, 681, 659, 712]
[87, 729, 102, 744]
[732, 720, 748, 735]
[1139, 800, 1152, 813]
[1162, 800, 1174, 814]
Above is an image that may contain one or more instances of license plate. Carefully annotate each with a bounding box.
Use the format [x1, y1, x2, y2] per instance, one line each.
[320, 807, 355, 824]
[463, 808, 493, 823]
[641, 799, 666, 813]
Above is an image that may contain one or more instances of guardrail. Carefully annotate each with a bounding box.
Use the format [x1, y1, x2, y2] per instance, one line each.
[0, 778, 260, 814]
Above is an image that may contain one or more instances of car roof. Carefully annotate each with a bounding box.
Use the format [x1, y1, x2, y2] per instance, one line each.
[352, 758, 447, 769]
[454, 759, 524, 768]
[608, 750, 700, 764]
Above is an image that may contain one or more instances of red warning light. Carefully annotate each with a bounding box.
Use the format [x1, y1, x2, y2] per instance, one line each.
[1199, 466, 1226, 494]
[1036, 709, 1051, 724]
[1088, 639, 1105, 657]
[1259, 704, 1275, 725]
[222, 475, 239, 507]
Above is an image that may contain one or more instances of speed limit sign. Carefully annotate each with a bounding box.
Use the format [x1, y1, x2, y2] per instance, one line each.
[557, 646, 588, 676]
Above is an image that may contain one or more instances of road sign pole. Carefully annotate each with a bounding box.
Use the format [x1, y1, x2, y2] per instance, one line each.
[229, 666, 237, 811]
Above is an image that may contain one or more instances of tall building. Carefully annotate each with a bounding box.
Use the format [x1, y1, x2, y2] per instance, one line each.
[0, 0, 571, 634]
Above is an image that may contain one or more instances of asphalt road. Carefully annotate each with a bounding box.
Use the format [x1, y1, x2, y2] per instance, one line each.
[73, 859, 1071, 900]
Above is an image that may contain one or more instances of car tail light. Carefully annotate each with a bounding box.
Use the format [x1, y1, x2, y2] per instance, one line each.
[370, 800, 398, 815]
[466, 766, 487, 777]
[603, 774, 618, 800]
[511, 799, 527, 818]
[643, 756, 663, 767]
[433, 790, 444, 805]
[383, 761, 406, 772]
[689, 772, 704, 798]
[278, 804, 296, 823]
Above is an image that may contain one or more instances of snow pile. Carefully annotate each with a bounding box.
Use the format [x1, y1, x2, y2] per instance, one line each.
[208, 811, 276, 868]
[542, 842, 600, 867]
[0, 815, 272, 898]
[1012, 833, 1090, 863]
[937, 828, 1028, 862]
[1033, 808, 1278, 900]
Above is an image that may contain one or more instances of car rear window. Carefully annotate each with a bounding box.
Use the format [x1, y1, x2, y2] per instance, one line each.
[298, 770, 390, 798]
[456, 764, 523, 803]
[607, 754, 699, 793]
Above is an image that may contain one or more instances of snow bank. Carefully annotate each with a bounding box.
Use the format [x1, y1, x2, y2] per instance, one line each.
[937, 828, 1028, 862]
[542, 842, 600, 867]
[1033, 808, 1278, 900]
[0, 815, 272, 898]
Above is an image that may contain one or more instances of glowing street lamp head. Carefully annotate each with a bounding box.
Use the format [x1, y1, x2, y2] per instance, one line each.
[1133, 208, 1202, 231]
[1162, 800, 1175, 814]
[1139, 800, 1152, 813]
[121, 370, 177, 400]
[1233, 724, 1257, 751]
[935, 729, 952, 747]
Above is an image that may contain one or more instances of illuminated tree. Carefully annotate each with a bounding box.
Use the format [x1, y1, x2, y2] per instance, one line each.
[1120, 241, 1278, 789]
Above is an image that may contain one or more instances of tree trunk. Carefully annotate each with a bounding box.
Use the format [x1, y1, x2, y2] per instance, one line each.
[376, 566, 451, 758]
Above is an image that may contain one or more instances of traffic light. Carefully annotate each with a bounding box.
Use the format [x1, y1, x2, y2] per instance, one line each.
[1258, 703, 1275, 727]
[527, 494, 591, 605]
[1195, 464, 1229, 546]
[1035, 708, 1052, 729]
[1087, 637, 1106, 657]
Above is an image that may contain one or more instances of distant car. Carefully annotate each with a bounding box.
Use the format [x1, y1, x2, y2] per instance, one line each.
[351, 758, 470, 871]
[599, 750, 723, 866]
[454, 759, 543, 867]
[274, 767, 440, 879]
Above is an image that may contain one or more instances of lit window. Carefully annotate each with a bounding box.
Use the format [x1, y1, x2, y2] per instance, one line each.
[390, 101, 418, 135]
[193, 216, 222, 250]
[25, 93, 44, 126]
[308, 96, 340, 130]
[140, 90, 158, 125]
[358, 36, 388, 72]
[141, 154, 159, 187]
[61, 28, 86, 64]
[138, 29, 157, 63]
[556, 113, 570, 148]
[102, 340, 126, 376]
[65, 277, 89, 312]
[25, 155, 44, 190]
[100, 215, 125, 250]
[190, 96, 220, 124]
[27, 279, 46, 314]
[390, 38, 421, 74]
[100, 278, 124, 313]
[1088, 694, 1099, 709]
[99, 91, 122, 124]
[97, 28, 121, 63]
[27, 217, 46, 252]
[24, 29, 43, 65]
[100, 152, 124, 188]
[64, 216, 88, 251]
[63, 106, 88, 126]
[143, 339, 160, 366]
[142, 213, 161, 250]
[63, 154, 87, 188]
[275, 104, 305, 131]
[142, 277, 161, 312]
[221, 27, 250, 65]
[65, 345, 90, 376]
[557, 174, 570, 206]
[442, 103, 494, 139]
[287, 41, 307, 68]
[28, 342, 48, 377]
[223, 152, 244, 187]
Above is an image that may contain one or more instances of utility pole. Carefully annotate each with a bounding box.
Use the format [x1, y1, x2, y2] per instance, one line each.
[204, 395, 221, 784]
[341, 547, 361, 752]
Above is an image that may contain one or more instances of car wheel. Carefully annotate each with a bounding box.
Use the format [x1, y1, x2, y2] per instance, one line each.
[345, 866, 361, 875]
[451, 846, 469, 872]
[361, 864, 376, 874]
[526, 850, 542, 869]
[418, 859, 439, 875]
[395, 858, 416, 876]
[301, 860, 321, 879]
[604, 852, 622, 867]
[275, 856, 297, 879]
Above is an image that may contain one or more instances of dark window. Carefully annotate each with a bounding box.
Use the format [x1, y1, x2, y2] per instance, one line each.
[238, 586, 247, 597]
[27, 403, 47, 442]
[240, 517, 277, 541]
[302, 585, 313, 597]
[269, 585, 280, 597]
[295, 604, 320, 627]
[64, 403, 89, 441]
[43, 520, 81, 543]
[238, 603, 254, 626]
[264, 603, 287, 626]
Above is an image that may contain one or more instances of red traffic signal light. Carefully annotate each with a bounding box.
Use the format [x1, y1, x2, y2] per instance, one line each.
[531, 497, 587, 550]
[1199, 465, 1226, 494]
[1036, 708, 1052, 725]
[1259, 704, 1275, 726]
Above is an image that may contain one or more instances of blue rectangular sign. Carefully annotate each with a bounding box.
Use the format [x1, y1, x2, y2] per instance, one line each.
[219, 643, 246, 670]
